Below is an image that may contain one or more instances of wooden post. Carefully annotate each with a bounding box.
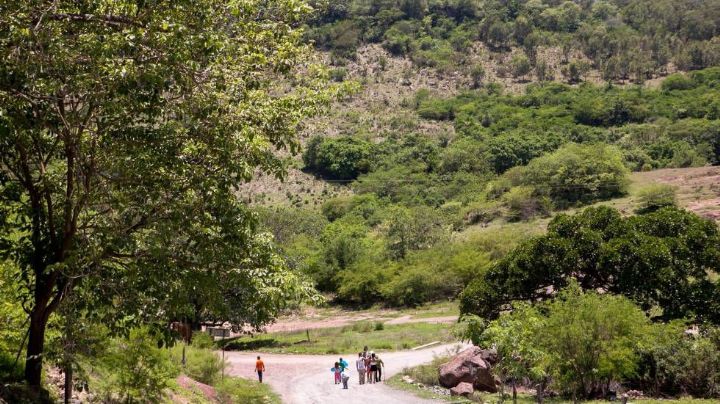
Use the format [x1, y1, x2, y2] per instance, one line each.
[306, 329, 310, 342]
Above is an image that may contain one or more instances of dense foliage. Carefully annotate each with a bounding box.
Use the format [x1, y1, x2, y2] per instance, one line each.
[460, 206, 720, 323]
[474, 286, 720, 400]
[0, 0, 331, 386]
[308, 0, 720, 81]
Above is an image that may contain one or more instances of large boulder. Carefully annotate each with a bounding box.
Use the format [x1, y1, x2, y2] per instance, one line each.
[438, 347, 497, 393]
[450, 382, 474, 397]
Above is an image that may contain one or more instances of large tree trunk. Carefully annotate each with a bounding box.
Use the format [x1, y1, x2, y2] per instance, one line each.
[25, 308, 49, 386]
[63, 364, 72, 404]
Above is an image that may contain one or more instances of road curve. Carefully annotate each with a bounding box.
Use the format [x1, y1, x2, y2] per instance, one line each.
[223, 343, 467, 404]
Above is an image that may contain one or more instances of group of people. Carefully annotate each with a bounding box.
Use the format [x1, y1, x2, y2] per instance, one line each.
[331, 346, 385, 389]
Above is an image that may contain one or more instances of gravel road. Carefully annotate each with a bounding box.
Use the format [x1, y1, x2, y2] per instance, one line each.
[223, 343, 467, 404]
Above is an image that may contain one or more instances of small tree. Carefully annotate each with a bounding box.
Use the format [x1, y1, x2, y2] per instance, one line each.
[541, 284, 650, 400]
[511, 55, 532, 81]
[470, 65, 486, 89]
[480, 303, 549, 404]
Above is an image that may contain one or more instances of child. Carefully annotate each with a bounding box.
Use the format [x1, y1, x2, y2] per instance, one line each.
[342, 373, 350, 389]
[332, 362, 342, 384]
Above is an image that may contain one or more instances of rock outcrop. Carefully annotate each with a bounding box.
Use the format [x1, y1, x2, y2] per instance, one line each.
[438, 347, 498, 393]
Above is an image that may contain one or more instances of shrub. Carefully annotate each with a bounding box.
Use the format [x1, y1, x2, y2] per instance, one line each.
[505, 143, 629, 207]
[93, 328, 179, 403]
[510, 55, 532, 79]
[330, 67, 348, 82]
[502, 186, 552, 221]
[661, 73, 697, 92]
[192, 331, 215, 349]
[303, 136, 373, 180]
[178, 345, 225, 385]
[417, 98, 456, 120]
[542, 285, 649, 399]
[637, 322, 720, 398]
[381, 264, 459, 306]
[635, 184, 677, 213]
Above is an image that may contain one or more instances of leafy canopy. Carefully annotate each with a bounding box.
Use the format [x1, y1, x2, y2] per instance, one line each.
[0, 0, 335, 384]
[461, 206, 720, 323]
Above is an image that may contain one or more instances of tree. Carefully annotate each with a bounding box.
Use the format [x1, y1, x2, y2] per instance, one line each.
[460, 206, 720, 324]
[504, 143, 629, 206]
[510, 55, 532, 81]
[303, 136, 373, 180]
[469, 65, 486, 89]
[480, 303, 549, 404]
[541, 285, 649, 400]
[0, 0, 332, 386]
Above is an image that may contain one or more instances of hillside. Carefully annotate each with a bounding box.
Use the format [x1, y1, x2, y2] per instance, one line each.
[243, 1, 720, 312]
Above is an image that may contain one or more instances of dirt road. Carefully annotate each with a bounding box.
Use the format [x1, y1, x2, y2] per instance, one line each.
[224, 343, 466, 404]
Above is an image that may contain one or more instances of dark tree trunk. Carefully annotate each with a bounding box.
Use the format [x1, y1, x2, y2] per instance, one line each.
[64, 364, 72, 404]
[512, 379, 517, 404]
[25, 309, 49, 386]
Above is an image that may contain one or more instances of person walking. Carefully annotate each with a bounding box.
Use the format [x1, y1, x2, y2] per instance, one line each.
[356, 352, 366, 385]
[339, 357, 349, 373]
[370, 353, 378, 384]
[341, 372, 350, 389]
[333, 362, 342, 385]
[364, 353, 373, 384]
[255, 356, 265, 383]
[375, 354, 385, 382]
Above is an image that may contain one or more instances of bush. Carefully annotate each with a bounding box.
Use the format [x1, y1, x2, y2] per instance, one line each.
[181, 346, 224, 385]
[505, 143, 629, 207]
[93, 328, 179, 403]
[381, 264, 458, 307]
[417, 98, 456, 120]
[192, 331, 215, 349]
[635, 184, 677, 213]
[303, 136, 373, 180]
[502, 186, 552, 221]
[330, 67, 348, 82]
[510, 55, 531, 79]
[637, 323, 720, 398]
[542, 286, 649, 399]
[661, 73, 697, 92]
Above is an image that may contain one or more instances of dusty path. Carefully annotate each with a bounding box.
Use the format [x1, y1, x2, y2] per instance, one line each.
[224, 343, 467, 404]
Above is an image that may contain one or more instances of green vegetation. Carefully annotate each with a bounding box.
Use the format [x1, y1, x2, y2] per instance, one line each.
[0, 0, 334, 389]
[461, 286, 720, 401]
[90, 328, 180, 403]
[308, 0, 720, 83]
[635, 184, 678, 213]
[215, 378, 281, 404]
[223, 322, 456, 354]
[1, 0, 719, 402]
[291, 73, 720, 309]
[461, 206, 720, 323]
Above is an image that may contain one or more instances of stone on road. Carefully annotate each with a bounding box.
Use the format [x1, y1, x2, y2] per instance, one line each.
[224, 343, 467, 404]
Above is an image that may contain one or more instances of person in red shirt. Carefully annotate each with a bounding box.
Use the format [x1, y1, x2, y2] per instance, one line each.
[255, 356, 266, 383]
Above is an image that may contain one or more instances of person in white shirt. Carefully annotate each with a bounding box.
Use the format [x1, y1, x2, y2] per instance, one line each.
[355, 352, 366, 385]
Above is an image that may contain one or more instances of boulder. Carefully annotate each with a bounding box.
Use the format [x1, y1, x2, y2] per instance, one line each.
[472, 370, 498, 393]
[450, 382, 474, 397]
[438, 347, 497, 392]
